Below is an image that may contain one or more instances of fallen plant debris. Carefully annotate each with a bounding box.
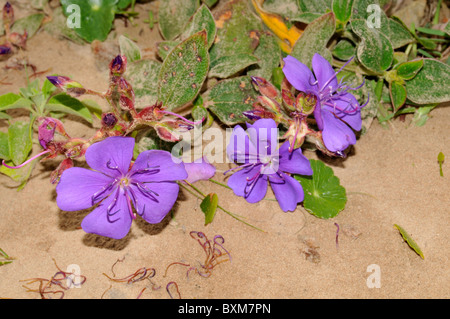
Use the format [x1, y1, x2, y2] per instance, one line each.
[165, 231, 232, 279]
[20, 259, 86, 299]
[0, 248, 14, 266]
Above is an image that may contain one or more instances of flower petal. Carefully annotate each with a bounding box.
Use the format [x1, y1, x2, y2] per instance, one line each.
[325, 93, 362, 131]
[269, 173, 304, 212]
[129, 150, 187, 183]
[282, 55, 317, 93]
[277, 141, 313, 176]
[81, 188, 133, 240]
[227, 165, 268, 203]
[85, 136, 135, 178]
[183, 157, 216, 183]
[56, 167, 115, 211]
[312, 53, 338, 93]
[226, 124, 257, 164]
[246, 118, 278, 156]
[322, 110, 357, 152]
[129, 182, 180, 224]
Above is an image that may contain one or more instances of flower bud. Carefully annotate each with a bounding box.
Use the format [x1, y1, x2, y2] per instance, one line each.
[47, 76, 86, 97]
[109, 55, 127, 76]
[101, 113, 118, 129]
[37, 117, 69, 150]
[0, 45, 11, 55]
[2, 2, 14, 28]
[251, 76, 279, 100]
[295, 92, 316, 115]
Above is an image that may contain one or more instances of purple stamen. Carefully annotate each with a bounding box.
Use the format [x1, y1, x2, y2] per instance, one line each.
[134, 182, 159, 203]
[91, 180, 118, 206]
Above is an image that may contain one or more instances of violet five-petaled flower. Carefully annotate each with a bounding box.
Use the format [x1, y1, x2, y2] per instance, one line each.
[282, 53, 368, 154]
[226, 119, 312, 212]
[56, 136, 187, 239]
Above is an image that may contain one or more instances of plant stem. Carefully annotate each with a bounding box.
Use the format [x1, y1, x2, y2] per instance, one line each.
[208, 178, 231, 190]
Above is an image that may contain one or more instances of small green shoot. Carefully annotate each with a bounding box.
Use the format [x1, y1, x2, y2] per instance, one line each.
[394, 224, 424, 259]
[0, 248, 14, 266]
[200, 193, 219, 225]
[438, 152, 445, 177]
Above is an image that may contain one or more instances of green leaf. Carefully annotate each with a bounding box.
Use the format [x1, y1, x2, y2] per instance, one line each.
[204, 76, 258, 125]
[209, 0, 262, 66]
[411, 104, 437, 127]
[262, 0, 300, 19]
[192, 96, 214, 130]
[209, 53, 259, 79]
[294, 159, 347, 219]
[248, 31, 281, 80]
[395, 59, 424, 80]
[394, 224, 424, 259]
[389, 81, 407, 112]
[297, 0, 332, 14]
[158, 0, 199, 40]
[11, 13, 45, 38]
[0, 131, 10, 161]
[125, 59, 162, 108]
[290, 12, 336, 68]
[350, 19, 393, 74]
[8, 121, 33, 166]
[43, 7, 85, 44]
[360, 78, 379, 135]
[405, 59, 450, 104]
[119, 35, 141, 63]
[200, 193, 219, 225]
[332, 39, 356, 61]
[61, 0, 118, 43]
[0, 93, 33, 112]
[180, 4, 216, 49]
[332, 0, 354, 29]
[46, 93, 93, 123]
[158, 31, 209, 111]
[157, 40, 180, 61]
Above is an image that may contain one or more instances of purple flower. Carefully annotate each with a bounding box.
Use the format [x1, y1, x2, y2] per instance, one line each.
[282, 54, 367, 154]
[56, 136, 187, 239]
[226, 119, 312, 212]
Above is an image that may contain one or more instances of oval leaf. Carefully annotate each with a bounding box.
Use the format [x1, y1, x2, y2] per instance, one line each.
[200, 193, 219, 225]
[125, 59, 162, 108]
[395, 59, 424, 80]
[119, 35, 141, 63]
[389, 81, 407, 112]
[8, 121, 32, 166]
[405, 59, 450, 104]
[158, 31, 210, 111]
[158, 0, 199, 40]
[46, 93, 93, 123]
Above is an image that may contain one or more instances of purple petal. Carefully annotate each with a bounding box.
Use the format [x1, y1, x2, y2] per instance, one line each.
[183, 157, 216, 183]
[324, 93, 362, 131]
[246, 118, 278, 156]
[130, 182, 179, 224]
[277, 141, 313, 176]
[85, 136, 135, 178]
[129, 150, 187, 183]
[81, 188, 133, 240]
[312, 53, 338, 93]
[227, 165, 268, 203]
[282, 55, 317, 93]
[56, 167, 115, 211]
[226, 125, 257, 164]
[321, 110, 357, 152]
[313, 100, 324, 130]
[269, 173, 304, 212]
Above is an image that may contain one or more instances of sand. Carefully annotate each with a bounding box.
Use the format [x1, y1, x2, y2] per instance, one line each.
[0, 1, 449, 299]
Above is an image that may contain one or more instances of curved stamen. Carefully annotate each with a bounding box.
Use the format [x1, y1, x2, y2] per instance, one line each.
[134, 182, 159, 203]
[127, 186, 146, 217]
[223, 162, 257, 175]
[130, 166, 160, 178]
[91, 180, 118, 206]
[106, 159, 123, 174]
[106, 187, 121, 223]
[123, 188, 136, 220]
[1, 149, 51, 169]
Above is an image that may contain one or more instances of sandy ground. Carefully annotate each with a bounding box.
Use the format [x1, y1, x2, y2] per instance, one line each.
[0, 1, 449, 299]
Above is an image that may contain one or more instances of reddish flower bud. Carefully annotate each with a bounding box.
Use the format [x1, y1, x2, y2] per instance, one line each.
[251, 76, 280, 100]
[109, 55, 127, 75]
[101, 113, 118, 129]
[47, 76, 86, 97]
[8, 31, 27, 49]
[2, 2, 14, 27]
